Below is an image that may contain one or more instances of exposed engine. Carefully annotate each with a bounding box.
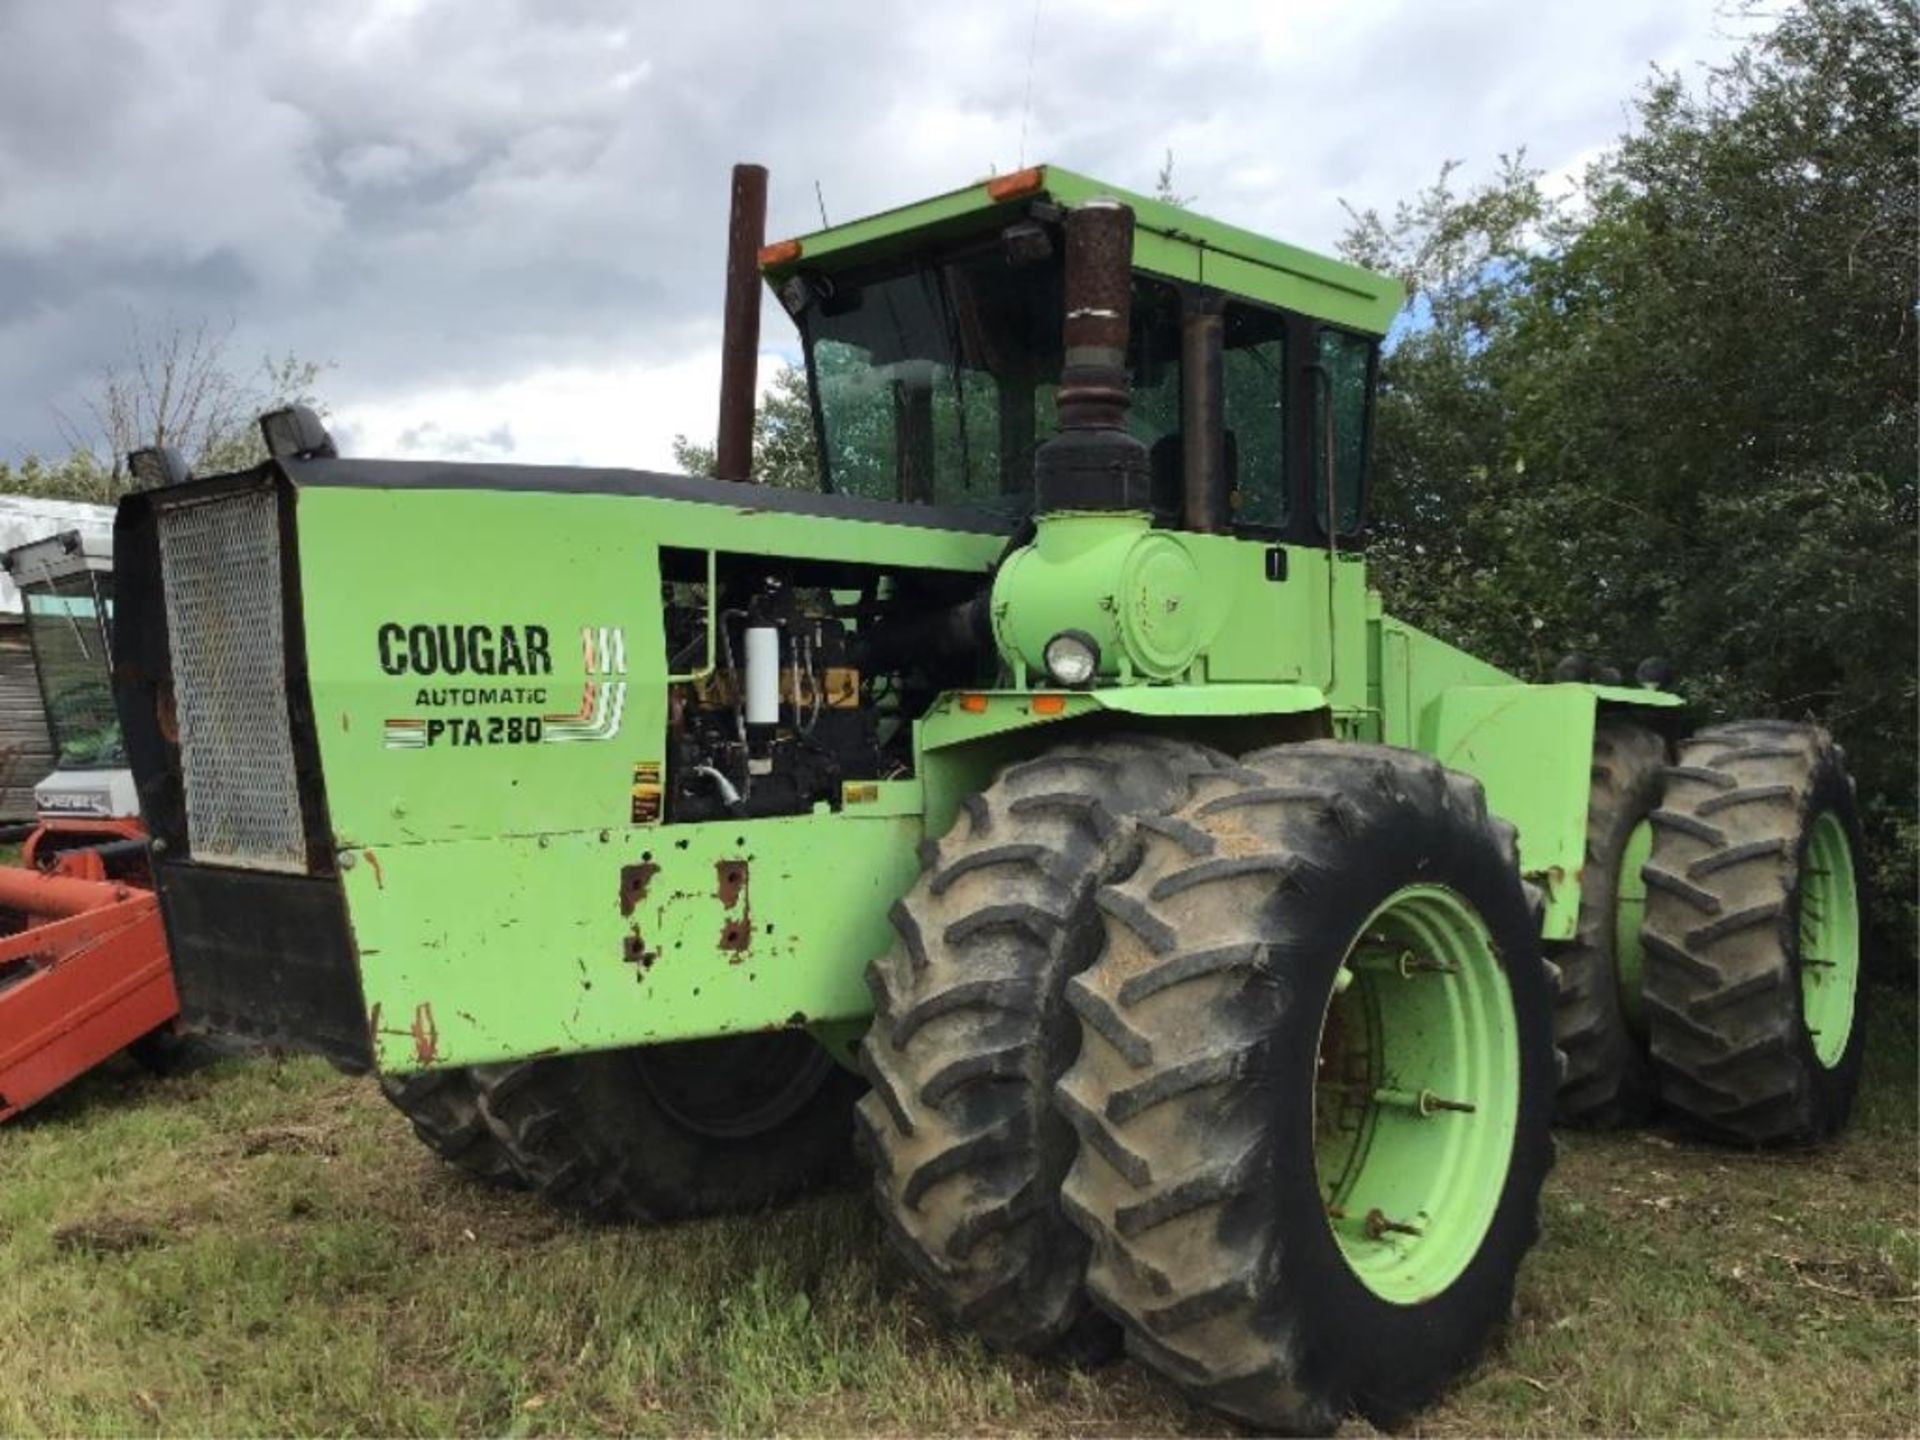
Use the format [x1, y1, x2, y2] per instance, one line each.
[662, 556, 984, 822]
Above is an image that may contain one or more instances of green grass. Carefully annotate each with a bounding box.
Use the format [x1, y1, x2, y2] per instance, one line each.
[2, 991, 1914, 1438]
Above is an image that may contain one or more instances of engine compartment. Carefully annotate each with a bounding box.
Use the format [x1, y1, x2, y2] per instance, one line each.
[660, 549, 988, 823]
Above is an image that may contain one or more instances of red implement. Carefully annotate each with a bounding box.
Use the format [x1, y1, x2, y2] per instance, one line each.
[0, 866, 176, 1123]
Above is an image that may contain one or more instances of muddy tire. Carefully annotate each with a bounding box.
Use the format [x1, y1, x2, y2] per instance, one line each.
[856, 735, 1227, 1360]
[379, 1069, 523, 1187]
[468, 1033, 860, 1221]
[382, 1032, 857, 1215]
[1553, 720, 1666, 1127]
[1056, 742, 1557, 1432]
[1643, 721, 1867, 1145]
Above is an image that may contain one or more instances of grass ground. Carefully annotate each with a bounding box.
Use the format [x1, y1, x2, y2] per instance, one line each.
[1, 991, 1913, 1438]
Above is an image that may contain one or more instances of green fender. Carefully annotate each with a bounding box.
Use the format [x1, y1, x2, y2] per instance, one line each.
[913, 683, 1330, 839]
[1422, 683, 1683, 939]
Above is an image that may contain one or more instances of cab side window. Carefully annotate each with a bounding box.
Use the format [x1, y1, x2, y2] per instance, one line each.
[1222, 304, 1288, 529]
[1311, 328, 1374, 535]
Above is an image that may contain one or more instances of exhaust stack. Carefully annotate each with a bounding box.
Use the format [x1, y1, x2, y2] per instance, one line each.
[715, 162, 769, 482]
[1034, 199, 1149, 513]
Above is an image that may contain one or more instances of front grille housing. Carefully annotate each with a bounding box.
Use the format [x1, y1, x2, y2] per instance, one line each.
[156, 489, 308, 872]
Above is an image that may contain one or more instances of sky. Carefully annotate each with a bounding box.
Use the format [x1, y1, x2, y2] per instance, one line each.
[0, 0, 1758, 473]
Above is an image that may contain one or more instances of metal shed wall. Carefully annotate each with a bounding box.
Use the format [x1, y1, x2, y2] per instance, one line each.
[0, 617, 51, 819]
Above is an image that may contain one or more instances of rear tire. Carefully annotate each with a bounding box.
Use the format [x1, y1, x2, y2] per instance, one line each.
[379, 1069, 523, 1187]
[856, 735, 1226, 1360]
[382, 1032, 857, 1216]
[1643, 721, 1866, 1145]
[1552, 720, 1665, 1126]
[476, 1033, 859, 1221]
[1056, 743, 1557, 1432]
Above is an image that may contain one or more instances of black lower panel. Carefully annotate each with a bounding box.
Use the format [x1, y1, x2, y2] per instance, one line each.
[156, 861, 373, 1071]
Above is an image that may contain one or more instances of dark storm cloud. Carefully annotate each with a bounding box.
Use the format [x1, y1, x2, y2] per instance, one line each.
[0, 0, 1743, 464]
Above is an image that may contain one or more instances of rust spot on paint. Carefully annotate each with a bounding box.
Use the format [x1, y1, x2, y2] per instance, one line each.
[624, 931, 657, 969]
[363, 849, 384, 889]
[620, 861, 661, 916]
[410, 1003, 439, 1064]
[367, 1002, 382, 1042]
[715, 858, 752, 957]
[340, 711, 351, 732]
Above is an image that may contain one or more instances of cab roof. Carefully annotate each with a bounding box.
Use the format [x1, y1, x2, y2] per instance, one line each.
[762, 164, 1405, 337]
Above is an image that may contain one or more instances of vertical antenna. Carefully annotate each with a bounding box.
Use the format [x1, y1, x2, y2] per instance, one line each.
[1017, 0, 1042, 168]
[814, 179, 830, 228]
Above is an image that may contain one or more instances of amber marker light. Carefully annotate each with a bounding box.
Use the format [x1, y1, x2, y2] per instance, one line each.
[986, 166, 1045, 202]
[959, 694, 990, 714]
[1030, 694, 1068, 716]
[757, 238, 803, 268]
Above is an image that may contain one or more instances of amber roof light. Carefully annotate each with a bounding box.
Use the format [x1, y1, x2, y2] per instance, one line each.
[757, 238, 803, 269]
[986, 166, 1046, 202]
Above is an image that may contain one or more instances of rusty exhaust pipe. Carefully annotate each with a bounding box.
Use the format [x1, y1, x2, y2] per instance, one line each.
[1034, 199, 1150, 512]
[715, 162, 768, 482]
[1181, 304, 1227, 532]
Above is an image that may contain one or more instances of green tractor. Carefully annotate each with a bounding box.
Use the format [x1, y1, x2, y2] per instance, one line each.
[111, 163, 1866, 1431]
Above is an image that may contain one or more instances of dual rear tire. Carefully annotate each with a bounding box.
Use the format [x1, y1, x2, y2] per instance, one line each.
[1642, 721, 1866, 1143]
[1549, 718, 1867, 1146]
[867, 737, 1557, 1432]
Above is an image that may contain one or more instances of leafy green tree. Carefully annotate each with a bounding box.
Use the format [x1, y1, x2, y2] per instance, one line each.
[1345, 0, 1918, 959]
[673, 363, 819, 489]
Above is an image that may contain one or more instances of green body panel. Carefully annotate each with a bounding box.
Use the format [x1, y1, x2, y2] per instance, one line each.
[772, 166, 1404, 337]
[1417, 685, 1673, 940]
[991, 513, 1366, 693]
[352, 815, 917, 1071]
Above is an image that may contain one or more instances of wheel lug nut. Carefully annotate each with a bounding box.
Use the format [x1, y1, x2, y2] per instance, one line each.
[1364, 1208, 1422, 1240]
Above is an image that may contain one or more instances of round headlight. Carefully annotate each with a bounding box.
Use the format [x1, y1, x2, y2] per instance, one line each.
[1042, 630, 1101, 688]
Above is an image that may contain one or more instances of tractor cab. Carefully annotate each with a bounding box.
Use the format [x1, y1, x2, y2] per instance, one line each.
[4, 530, 139, 835]
[759, 165, 1401, 544]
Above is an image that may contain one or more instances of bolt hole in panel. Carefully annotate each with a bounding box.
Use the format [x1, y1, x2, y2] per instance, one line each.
[157, 490, 308, 872]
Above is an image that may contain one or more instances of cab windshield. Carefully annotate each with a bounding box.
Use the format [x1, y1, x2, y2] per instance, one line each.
[801, 245, 1182, 518]
[21, 570, 122, 769]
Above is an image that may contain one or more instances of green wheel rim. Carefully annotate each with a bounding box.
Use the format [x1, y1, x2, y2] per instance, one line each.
[1800, 812, 1860, 1069]
[1614, 818, 1654, 1039]
[1314, 885, 1521, 1305]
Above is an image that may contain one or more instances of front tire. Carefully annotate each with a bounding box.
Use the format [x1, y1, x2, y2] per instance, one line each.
[1643, 721, 1867, 1144]
[856, 735, 1225, 1359]
[1056, 743, 1557, 1432]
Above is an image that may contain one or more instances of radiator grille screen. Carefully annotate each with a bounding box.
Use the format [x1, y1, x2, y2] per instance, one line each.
[157, 489, 307, 871]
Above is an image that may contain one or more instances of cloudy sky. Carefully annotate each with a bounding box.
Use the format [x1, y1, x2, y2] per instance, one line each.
[0, 1, 1755, 473]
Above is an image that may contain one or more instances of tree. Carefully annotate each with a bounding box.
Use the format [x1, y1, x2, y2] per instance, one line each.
[1, 318, 329, 505]
[1152, 149, 1193, 208]
[1342, 0, 1918, 960]
[673, 363, 820, 489]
